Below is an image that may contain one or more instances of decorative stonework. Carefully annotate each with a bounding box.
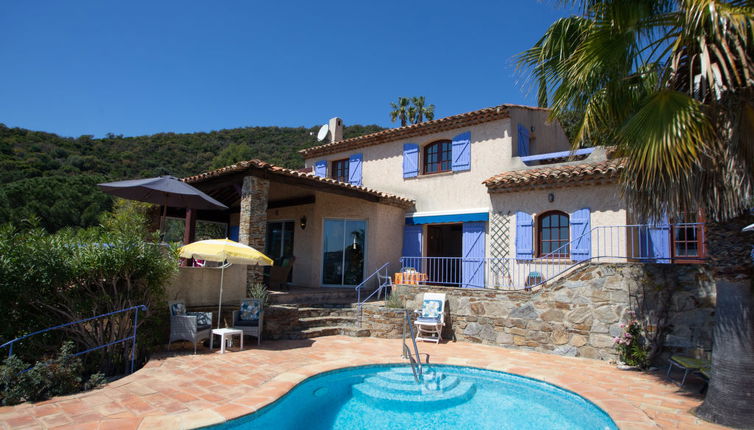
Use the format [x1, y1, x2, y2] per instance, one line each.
[239, 176, 269, 285]
[393, 263, 715, 362]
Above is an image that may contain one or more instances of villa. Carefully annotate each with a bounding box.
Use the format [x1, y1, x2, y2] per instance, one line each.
[174, 103, 705, 291]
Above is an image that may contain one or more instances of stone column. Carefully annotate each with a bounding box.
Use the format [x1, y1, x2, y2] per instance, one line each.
[239, 176, 269, 286]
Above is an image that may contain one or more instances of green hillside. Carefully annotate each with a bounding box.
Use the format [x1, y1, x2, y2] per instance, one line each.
[0, 123, 384, 231]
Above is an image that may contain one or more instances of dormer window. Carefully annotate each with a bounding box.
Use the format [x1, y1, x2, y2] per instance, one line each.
[331, 158, 349, 182]
[423, 140, 452, 174]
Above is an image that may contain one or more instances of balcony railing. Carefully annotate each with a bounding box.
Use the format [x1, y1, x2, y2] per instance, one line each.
[400, 223, 705, 290]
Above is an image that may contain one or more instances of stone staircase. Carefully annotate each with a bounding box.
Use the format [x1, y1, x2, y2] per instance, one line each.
[264, 287, 378, 340]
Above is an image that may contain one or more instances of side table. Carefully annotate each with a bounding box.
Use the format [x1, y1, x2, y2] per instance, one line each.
[210, 328, 244, 354]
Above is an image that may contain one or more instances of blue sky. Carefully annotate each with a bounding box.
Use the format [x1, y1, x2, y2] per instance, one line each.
[0, 1, 575, 138]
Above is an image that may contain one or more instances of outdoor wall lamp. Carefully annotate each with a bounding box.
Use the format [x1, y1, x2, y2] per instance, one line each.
[299, 216, 307, 230]
[548, 193, 555, 203]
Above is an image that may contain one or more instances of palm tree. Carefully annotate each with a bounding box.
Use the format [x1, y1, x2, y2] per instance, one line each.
[519, 1, 754, 427]
[390, 97, 411, 127]
[410, 96, 436, 124]
[391, 97, 436, 126]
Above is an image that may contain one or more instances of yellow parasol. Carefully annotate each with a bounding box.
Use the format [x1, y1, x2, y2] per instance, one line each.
[179, 239, 273, 328]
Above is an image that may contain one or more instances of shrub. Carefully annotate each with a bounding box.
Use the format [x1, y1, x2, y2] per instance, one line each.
[0, 342, 105, 406]
[384, 292, 404, 309]
[614, 319, 649, 368]
[247, 282, 270, 307]
[0, 200, 178, 377]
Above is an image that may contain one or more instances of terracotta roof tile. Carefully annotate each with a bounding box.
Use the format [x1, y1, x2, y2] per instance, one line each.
[300, 104, 550, 158]
[182, 159, 414, 208]
[483, 158, 626, 192]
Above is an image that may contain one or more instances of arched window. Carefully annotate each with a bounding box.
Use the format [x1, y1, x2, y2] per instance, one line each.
[538, 211, 569, 257]
[423, 140, 452, 174]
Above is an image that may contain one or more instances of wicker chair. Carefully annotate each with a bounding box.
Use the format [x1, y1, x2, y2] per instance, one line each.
[232, 298, 263, 345]
[168, 301, 212, 354]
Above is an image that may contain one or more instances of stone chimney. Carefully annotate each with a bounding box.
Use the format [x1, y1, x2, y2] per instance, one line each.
[328, 117, 343, 143]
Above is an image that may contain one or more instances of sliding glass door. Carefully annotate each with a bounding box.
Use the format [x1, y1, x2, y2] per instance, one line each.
[322, 219, 366, 286]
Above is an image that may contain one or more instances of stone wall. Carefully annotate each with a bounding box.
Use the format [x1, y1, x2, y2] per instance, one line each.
[393, 263, 715, 362]
[361, 305, 406, 338]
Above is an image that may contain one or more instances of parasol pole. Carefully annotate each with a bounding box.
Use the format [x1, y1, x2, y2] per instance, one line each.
[159, 193, 169, 242]
[217, 260, 227, 329]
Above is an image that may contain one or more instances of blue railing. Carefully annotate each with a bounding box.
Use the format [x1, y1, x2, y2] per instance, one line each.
[400, 223, 705, 290]
[0, 305, 148, 374]
[355, 262, 391, 320]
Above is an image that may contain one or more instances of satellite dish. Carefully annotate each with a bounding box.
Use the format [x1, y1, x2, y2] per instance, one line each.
[317, 124, 329, 141]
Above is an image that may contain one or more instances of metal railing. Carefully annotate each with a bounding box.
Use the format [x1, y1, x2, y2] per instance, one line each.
[401, 310, 423, 382]
[400, 223, 705, 290]
[0, 305, 148, 374]
[355, 262, 391, 321]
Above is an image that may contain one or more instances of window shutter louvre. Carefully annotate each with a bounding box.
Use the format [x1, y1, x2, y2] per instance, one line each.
[403, 143, 419, 178]
[462, 222, 486, 288]
[348, 153, 363, 185]
[451, 131, 471, 172]
[314, 160, 327, 177]
[515, 211, 534, 260]
[570, 208, 591, 261]
[517, 124, 530, 157]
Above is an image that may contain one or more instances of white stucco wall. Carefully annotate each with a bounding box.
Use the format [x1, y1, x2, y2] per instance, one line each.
[266, 191, 405, 288]
[167, 264, 247, 307]
[491, 184, 628, 260]
[304, 108, 572, 215]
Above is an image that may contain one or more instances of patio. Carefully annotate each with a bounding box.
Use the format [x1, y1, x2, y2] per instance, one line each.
[0, 336, 724, 430]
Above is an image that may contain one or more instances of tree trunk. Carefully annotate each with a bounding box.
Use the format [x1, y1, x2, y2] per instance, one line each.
[696, 215, 754, 428]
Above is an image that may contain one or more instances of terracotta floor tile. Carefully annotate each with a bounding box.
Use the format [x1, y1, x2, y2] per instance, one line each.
[0, 337, 734, 430]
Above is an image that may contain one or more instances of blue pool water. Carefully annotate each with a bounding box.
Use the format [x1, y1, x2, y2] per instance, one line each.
[209, 364, 618, 430]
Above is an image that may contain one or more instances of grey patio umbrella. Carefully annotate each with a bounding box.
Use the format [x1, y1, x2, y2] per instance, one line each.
[97, 175, 228, 238]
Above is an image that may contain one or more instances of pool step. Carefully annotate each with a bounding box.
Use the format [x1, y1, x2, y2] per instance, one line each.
[352, 367, 475, 411]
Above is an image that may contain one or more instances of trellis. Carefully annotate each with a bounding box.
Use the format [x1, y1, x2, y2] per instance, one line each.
[489, 211, 512, 288]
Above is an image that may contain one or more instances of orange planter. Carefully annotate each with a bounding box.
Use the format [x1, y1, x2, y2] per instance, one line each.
[394, 272, 428, 285]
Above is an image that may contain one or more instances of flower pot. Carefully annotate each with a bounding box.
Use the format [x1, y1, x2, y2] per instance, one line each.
[616, 361, 640, 370]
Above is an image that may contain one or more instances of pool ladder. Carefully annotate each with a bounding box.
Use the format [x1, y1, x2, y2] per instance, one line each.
[402, 310, 428, 383]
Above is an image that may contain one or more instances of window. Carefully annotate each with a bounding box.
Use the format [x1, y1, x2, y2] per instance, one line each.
[423, 140, 452, 174]
[331, 158, 349, 182]
[671, 212, 706, 262]
[538, 211, 569, 257]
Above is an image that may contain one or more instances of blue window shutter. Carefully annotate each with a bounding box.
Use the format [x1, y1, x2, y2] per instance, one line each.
[348, 153, 363, 186]
[515, 211, 534, 260]
[517, 124, 530, 157]
[451, 131, 471, 172]
[314, 160, 327, 177]
[402, 225, 423, 271]
[640, 214, 671, 263]
[403, 143, 419, 178]
[229, 226, 239, 242]
[570, 208, 591, 261]
[462, 222, 486, 288]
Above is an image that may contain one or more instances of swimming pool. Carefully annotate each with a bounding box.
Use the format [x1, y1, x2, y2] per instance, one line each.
[209, 364, 618, 430]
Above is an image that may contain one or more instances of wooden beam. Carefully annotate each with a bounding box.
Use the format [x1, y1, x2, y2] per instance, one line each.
[267, 195, 315, 209]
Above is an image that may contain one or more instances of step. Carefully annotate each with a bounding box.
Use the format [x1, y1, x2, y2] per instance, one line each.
[296, 306, 358, 318]
[362, 374, 459, 395]
[352, 379, 476, 411]
[298, 316, 357, 329]
[295, 325, 370, 339]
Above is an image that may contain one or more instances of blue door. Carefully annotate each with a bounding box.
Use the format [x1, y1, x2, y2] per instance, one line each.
[462, 222, 486, 288]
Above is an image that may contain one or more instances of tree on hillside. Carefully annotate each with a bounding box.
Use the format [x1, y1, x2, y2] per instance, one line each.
[519, 1, 753, 427]
[210, 143, 256, 169]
